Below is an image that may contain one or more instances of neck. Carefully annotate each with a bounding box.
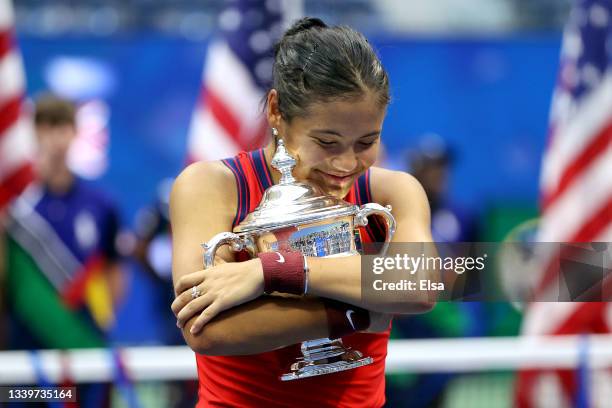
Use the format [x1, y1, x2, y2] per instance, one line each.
[43, 167, 75, 195]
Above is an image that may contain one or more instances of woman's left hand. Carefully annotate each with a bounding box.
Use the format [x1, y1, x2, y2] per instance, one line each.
[171, 259, 264, 334]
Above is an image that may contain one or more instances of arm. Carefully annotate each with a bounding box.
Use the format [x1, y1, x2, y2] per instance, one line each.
[183, 296, 327, 355]
[182, 294, 391, 356]
[174, 168, 437, 322]
[105, 262, 124, 308]
[306, 168, 438, 313]
[171, 161, 387, 355]
[102, 203, 125, 308]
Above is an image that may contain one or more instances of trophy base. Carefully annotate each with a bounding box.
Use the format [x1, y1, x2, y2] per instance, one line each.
[280, 351, 373, 381]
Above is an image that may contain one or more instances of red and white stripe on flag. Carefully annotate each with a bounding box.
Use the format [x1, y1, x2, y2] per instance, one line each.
[186, 40, 268, 163]
[517, 1, 612, 406]
[0, 0, 34, 210]
[525, 2, 612, 336]
[185, 0, 301, 164]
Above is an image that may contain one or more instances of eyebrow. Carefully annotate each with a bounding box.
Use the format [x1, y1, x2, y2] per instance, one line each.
[310, 129, 381, 138]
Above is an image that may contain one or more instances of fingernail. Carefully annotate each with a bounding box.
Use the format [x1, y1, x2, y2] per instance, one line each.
[176, 321, 181, 328]
[190, 326, 197, 334]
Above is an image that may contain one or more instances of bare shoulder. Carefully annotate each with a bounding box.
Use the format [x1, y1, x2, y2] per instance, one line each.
[170, 160, 237, 237]
[171, 160, 235, 203]
[170, 160, 239, 273]
[369, 166, 428, 209]
[368, 167, 431, 242]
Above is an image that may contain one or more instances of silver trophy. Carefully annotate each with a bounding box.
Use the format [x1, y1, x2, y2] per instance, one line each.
[202, 139, 396, 381]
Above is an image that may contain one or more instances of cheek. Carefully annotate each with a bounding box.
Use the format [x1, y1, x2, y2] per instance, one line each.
[359, 145, 380, 167]
[289, 145, 327, 177]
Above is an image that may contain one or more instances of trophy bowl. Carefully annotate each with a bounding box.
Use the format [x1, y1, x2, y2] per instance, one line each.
[201, 139, 396, 381]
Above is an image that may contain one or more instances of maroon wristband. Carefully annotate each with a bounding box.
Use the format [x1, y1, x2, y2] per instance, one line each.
[258, 250, 305, 295]
[324, 299, 370, 340]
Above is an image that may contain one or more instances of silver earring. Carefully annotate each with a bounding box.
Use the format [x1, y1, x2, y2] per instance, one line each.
[272, 127, 279, 138]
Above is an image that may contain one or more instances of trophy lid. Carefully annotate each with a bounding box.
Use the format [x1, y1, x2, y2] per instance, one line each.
[233, 139, 356, 234]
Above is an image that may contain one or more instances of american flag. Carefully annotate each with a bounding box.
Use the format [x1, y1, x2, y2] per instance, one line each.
[187, 0, 300, 163]
[517, 1, 612, 406]
[0, 0, 34, 210]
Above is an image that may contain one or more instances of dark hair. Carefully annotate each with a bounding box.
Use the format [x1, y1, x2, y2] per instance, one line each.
[34, 93, 76, 127]
[270, 17, 389, 121]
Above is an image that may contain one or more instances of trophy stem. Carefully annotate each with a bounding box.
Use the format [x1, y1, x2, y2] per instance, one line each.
[280, 338, 373, 381]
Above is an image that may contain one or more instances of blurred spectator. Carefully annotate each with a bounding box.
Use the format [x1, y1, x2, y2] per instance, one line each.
[132, 178, 183, 345]
[408, 133, 474, 242]
[2, 93, 123, 407]
[386, 133, 481, 408]
[123, 178, 197, 407]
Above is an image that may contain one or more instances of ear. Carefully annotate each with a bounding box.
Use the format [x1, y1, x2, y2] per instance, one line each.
[266, 89, 282, 129]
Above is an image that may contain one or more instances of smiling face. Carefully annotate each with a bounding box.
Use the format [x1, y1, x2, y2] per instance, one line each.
[268, 89, 386, 198]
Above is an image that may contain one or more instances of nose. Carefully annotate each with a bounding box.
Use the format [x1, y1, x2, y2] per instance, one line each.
[330, 149, 358, 173]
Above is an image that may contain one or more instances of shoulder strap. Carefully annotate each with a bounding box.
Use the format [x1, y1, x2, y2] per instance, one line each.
[354, 171, 369, 206]
[222, 150, 273, 228]
[355, 169, 387, 242]
[222, 155, 251, 229]
[248, 149, 274, 192]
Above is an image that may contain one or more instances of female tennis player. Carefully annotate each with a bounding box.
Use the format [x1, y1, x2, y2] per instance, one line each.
[171, 17, 435, 407]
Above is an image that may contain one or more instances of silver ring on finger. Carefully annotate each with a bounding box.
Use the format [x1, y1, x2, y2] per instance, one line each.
[191, 285, 202, 300]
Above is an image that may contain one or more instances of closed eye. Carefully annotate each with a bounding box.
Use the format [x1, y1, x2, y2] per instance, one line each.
[359, 140, 376, 146]
[358, 136, 379, 147]
[316, 139, 338, 147]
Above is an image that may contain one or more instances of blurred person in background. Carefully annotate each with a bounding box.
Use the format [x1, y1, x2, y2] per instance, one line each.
[408, 134, 475, 243]
[386, 133, 481, 407]
[131, 180, 198, 407]
[132, 178, 183, 345]
[2, 93, 123, 407]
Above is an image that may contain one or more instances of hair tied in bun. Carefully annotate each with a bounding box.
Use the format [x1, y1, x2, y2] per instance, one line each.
[284, 17, 327, 37]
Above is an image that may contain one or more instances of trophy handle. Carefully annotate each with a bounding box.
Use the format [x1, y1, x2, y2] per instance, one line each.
[201, 232, 256, 268]
[354, 203, 397, 256]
